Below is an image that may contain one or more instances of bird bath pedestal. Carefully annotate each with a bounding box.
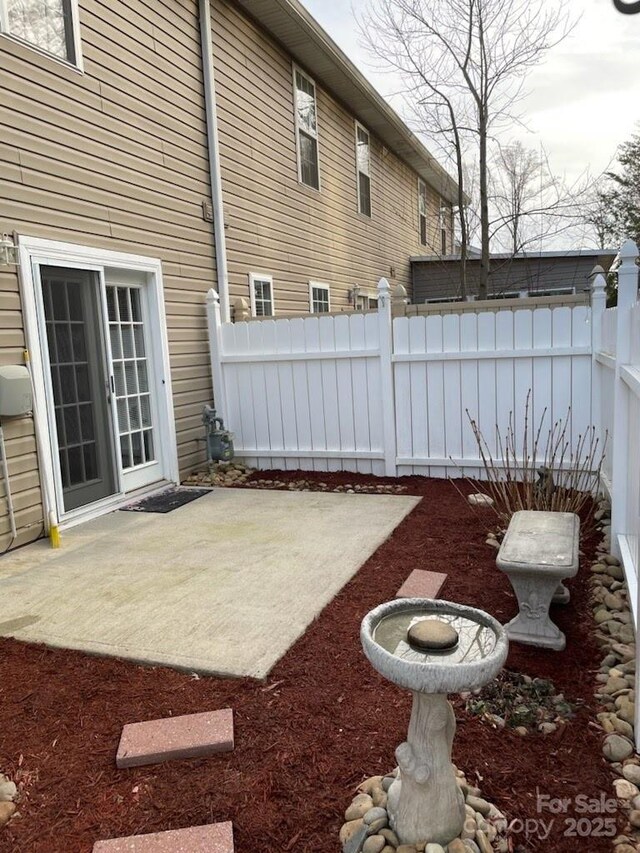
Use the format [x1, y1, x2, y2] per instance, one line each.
[360, 599, 508, 847]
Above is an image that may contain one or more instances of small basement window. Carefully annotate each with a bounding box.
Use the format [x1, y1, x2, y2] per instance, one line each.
[355, 122, 371, 217]
[249, 274, 274, 317]
[0, 0, 81, 66]
[309, 282, 330, 313]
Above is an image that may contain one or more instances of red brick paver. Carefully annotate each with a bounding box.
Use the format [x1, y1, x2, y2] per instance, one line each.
[93, 822, 233, 852]
[116, 708, 233, 769]
[396, 569, 447, 599]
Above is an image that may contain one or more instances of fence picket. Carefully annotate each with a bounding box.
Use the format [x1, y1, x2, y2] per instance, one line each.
[460, 312, 480, 476]
[442, 314, 463, 476]
[476, 311, 497, 459]
[409, 317, 428, 474]
[290, 318, 313, 459]
[394, 317, 412, 475]
[513, 310, 534, 451]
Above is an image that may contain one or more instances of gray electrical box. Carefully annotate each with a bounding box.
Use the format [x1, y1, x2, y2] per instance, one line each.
[0, 365, 32, 417]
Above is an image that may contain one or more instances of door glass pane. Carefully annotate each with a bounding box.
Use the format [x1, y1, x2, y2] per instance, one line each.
[121, 325, 134, 359]
[107, 284, 156, 471]
[137, 360, 148, 393]
[130, 289, 142, 321]
[41, 267, 117, 512]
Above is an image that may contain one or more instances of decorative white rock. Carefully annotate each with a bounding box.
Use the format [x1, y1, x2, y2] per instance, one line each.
[468, 493, 494, 507]
[496, 511, 579, 651]
[361, 599, 508, 847]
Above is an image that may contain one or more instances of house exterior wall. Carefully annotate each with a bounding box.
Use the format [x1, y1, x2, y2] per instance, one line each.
[0, 0, 216, 550]
[212, 0, 452, 315]
[412, 253, 617, 303]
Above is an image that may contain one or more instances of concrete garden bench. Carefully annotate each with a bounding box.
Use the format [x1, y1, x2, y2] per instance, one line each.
[496, 510, 580, 651]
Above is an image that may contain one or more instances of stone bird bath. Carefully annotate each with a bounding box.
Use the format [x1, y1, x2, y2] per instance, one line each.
[361, 598, 508, 847]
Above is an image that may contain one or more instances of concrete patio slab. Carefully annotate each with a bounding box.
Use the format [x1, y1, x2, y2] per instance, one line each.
[92, 821, 233, 852]
[0, 489, 419, 678]
[116, 708, 234, 769]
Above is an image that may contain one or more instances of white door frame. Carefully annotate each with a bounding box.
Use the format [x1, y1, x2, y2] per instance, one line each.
[17, 236, 179, 529]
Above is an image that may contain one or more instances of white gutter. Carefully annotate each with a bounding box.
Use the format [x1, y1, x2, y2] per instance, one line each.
[199, 0, 230, 323]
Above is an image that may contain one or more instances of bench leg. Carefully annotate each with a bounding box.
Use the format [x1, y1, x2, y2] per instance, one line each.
[503, 573, 567, 651]
[552, 582, 570, 605]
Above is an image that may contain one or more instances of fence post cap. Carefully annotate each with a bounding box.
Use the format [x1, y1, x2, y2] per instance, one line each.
[392, 283, 408, 305]
[207, 288, 220, 304]
[377, 277, 391, 293]
[590, 264, 605, 277]
[590, 272, 607, 293]
[619, 239, 639, 261]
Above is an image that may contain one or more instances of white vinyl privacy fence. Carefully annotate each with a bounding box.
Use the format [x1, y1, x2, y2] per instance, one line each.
[208, 284, 594, 479]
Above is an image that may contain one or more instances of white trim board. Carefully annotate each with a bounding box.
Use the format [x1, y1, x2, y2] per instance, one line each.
[16, 236, 179, 530]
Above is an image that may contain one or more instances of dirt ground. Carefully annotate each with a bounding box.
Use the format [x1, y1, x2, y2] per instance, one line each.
[0, 472, 615, 852]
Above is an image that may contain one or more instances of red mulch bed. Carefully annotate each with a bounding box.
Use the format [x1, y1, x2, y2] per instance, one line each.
[0, 473, 615, 853]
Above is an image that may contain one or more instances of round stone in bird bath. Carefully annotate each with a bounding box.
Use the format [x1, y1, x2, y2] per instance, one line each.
[360, 598, 508, 848]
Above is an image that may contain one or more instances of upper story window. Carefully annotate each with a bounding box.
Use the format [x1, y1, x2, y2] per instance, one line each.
[249, 273, 274, 317]
[355, 123, 371, 217]
[418, 179, 428, 246]
[309, 282, 330, 313]
[440, 202, 453, 255]
[0, 0, 80, 66]
[293, 67, 320, 190]
[439, 203, 447, 254]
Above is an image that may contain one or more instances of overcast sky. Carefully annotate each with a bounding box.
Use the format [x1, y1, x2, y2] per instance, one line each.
[302, 0, 640, 185]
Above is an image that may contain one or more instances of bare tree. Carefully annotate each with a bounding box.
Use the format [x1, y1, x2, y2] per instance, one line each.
[361, 0, 574, 298]
[488, 141, 594, 255]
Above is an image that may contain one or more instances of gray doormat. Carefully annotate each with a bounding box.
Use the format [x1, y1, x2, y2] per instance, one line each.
[120, 487, 211, 514]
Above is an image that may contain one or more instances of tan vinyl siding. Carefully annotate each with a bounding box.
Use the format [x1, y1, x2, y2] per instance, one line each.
[212, 0, 453, 314]
[0, 269, 44, 550]
[0, 0, 216, 550]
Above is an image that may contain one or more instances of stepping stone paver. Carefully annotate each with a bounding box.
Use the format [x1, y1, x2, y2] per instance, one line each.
[116, 708, 233, 769]
[396, 569, 447, 600]
[93, 821, 233, 852]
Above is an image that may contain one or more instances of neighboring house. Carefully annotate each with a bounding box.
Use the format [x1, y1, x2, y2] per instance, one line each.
[411, 250, 618, 303]
[0, 0, 458, 551]
[213, 0, 458, 316]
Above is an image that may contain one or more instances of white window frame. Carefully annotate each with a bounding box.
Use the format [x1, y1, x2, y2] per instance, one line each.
[309, 281, 331, 314]
[293, 64, 321, 191]
[16, 236, 179, 531]
[439, 201, 448, 255]
[418, 178, 428, 246]
[0, 0, 84, 72]
[355, 121, 372, 217]
[249, 273, 275, 317]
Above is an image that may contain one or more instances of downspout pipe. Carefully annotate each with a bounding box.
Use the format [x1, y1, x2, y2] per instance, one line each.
[199, 0, 231, 323]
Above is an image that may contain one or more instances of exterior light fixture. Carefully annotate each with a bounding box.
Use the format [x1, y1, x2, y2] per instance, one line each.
[0, 234, 19, 266]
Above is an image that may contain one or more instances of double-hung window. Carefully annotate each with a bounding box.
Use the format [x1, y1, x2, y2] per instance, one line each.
[293, 67, 320, 190]
[309, 282, 330, 314]
[439, 203, 448, 255]
[249, 274, 274, 317]
[355, 122, 372, 217]
[0, 0, 80, 66]
[418, 179, 428, 246]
